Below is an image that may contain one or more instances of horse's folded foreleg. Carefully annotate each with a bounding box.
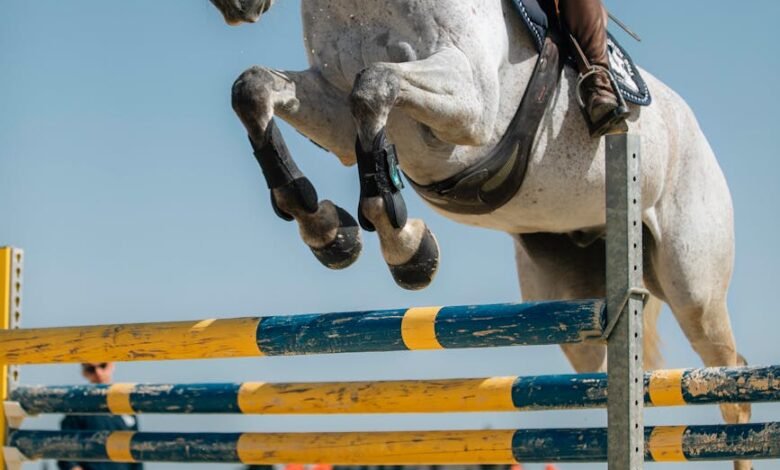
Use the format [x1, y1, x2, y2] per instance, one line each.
[351, 47, 498, 148]
[232, 66, 362, 269]
[348, 48, 499, 289]
[353, 128, 439, 290]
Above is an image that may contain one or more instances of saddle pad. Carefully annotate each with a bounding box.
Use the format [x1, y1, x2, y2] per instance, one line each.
[510, 0, 652, 106]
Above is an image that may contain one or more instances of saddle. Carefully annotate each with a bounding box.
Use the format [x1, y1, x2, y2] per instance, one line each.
[516, 0, 651, 106]
[408, 0, 650, 215]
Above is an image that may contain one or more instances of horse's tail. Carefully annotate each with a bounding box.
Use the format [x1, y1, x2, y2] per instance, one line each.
[643, 295, 664, 370]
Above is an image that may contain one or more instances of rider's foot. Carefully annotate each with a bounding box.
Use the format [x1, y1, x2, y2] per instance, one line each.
[582, 69, 620, 124]
[579, 67, 630, 137]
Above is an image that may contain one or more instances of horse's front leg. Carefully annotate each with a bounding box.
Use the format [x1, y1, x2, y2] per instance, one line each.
[232, 67, 362, 269]
[350, 48, 499, 289]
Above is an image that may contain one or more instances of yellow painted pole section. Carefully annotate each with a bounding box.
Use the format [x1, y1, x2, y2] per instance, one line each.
[106, 431, 136, 462]
[107, 383, 136, 414]
[648, 369, 686, 406]
[0, 317, 262, 364]
[238, 376, 517, 414]
[401, 307, 443, 350]
[647, 426, 687, 462]
[236, 430, 517, 464]
[0, 248, 11, 470]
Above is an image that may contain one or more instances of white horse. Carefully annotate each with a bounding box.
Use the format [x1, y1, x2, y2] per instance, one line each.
[209, 1, 749, 467]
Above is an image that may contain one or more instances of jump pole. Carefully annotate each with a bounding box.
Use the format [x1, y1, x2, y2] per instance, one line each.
[8, 423, 780, 465]
[0, 300, 605, 364]
[7, 365, 780, 416]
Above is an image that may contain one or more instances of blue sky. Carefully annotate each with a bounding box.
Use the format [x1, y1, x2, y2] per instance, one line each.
[1, 1, 779, 469]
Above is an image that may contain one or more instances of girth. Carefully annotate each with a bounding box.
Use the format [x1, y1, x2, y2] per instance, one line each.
[406, 34, 564, 215]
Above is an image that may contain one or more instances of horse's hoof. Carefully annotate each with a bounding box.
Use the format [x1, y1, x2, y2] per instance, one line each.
[388, 227, 439, 290]
[309, 206, 362, 270]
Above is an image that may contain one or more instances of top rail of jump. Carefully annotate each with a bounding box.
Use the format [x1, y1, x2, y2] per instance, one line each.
[0, 300, 605, 365]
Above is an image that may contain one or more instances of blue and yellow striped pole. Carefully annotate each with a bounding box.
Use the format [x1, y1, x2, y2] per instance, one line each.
[8, 423, 780, 464]
[9, 365, 780, 415]
[0, 300, 605, 364]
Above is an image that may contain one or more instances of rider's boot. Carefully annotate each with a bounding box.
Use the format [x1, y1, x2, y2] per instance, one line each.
[581, 67, 623, 125]
[559, 0, 629, 136]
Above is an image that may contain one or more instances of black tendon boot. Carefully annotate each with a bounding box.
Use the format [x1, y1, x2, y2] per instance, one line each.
[251, 119, 318, 221]
[355, 130, 407, 232]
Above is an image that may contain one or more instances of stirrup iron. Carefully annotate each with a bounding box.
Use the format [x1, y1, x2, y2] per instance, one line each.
[576, 65, 630, 137]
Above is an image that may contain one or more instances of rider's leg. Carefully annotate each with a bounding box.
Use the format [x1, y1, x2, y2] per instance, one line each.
[557, 0, 627, 135]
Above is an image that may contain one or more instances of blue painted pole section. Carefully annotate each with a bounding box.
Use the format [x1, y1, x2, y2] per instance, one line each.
[9, 384, 245, 414]
[511, 373, 607, 410]
[257, 308, 407, 355]
[433, 302, 604, 348]
[8, 423, 780, 463]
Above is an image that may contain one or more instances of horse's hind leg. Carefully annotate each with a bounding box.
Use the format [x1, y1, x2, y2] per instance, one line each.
[648, 135, 750, 469]
[514, 233, 608, 373]
[349, 48, 500, 289]
[651, 245, 751, 470]
[232, 67, 362, 269]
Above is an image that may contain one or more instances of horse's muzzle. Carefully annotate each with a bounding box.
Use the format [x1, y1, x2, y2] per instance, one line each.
[212, 0, 268, 25]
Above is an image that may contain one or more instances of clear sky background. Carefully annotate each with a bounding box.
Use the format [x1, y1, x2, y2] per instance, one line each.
[1, 1, 779, 469]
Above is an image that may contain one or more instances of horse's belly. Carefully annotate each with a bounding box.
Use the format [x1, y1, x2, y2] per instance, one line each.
[436, 171, 608, 234]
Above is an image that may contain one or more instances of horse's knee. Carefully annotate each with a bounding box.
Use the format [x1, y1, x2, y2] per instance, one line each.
[349, 65, 401, 126]
[231, 66, 297, 136]
[233, 67, 269, 113]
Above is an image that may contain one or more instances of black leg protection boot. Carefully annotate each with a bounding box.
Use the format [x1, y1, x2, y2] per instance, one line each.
[252, 119, 363, 270]
[251, 119, 318, 221]
[356, 130, 407, 232]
